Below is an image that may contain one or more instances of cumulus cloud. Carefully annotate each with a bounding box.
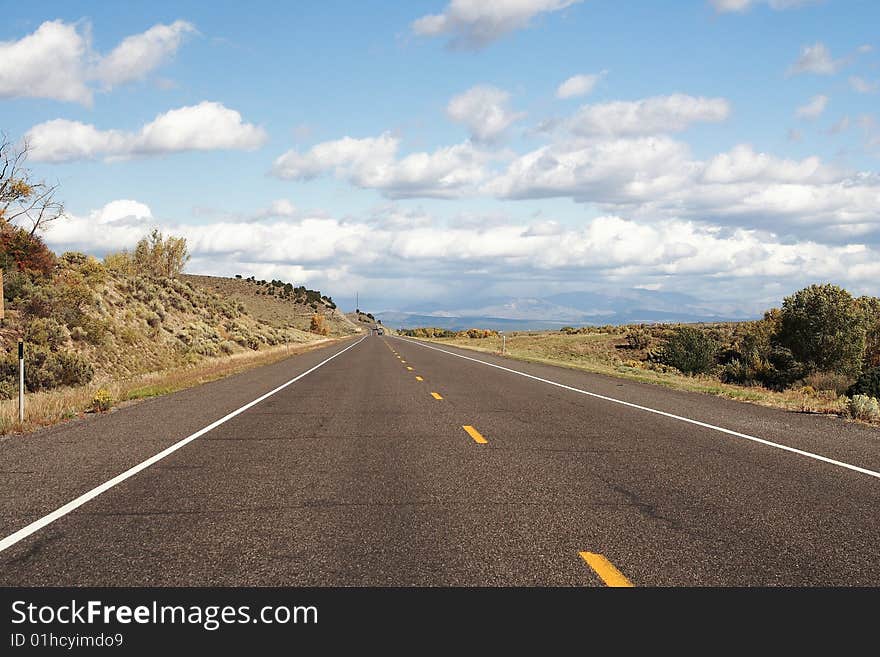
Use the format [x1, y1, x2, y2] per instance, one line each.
[556, 71, 606, 99]
[446, 85, 525, 142]
[0, 20, 92, 104]
[26, 102, 267, 162]
[788, 42, 842, 76]
[710, 0, 817, 12]
[0, 19, 195, 105]
[42, 200, 880, 313]
[795, 94, 828, 119]
[565, 94, 731, 136]
[411, 0, 582, 49]
[271, 134, 493, 198]
[91, 20, 196, 88]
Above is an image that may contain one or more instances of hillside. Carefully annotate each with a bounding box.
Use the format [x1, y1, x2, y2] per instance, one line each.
[183, 274, 360, 336]
[0, 229, 358, 433]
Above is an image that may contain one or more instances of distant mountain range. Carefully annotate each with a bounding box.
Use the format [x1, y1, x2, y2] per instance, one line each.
[377, 289, 756, 331]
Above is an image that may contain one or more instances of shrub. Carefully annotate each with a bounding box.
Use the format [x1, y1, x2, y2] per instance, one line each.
[24, 317, 70, 349]
[92, 388, 113, 412]
[219, 340, 236, 355]
[55, 351, 94, 386]
[310, 314, 329, 336]
[847, 395, 880, 422]
[848, 367, 880, 399]
[145, 311, 161, 330]
[760, 346, 808, 391]
[132, 229, 190, 278]
[625, 328, 651, 350]
[657, 326, 718, 375]
[776, 284, 866, 376]
[802, 371, 854, 397]
[0, 224, 55, 276]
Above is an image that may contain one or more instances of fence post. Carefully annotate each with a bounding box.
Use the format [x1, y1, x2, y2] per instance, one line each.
[18, 340, 24, 423]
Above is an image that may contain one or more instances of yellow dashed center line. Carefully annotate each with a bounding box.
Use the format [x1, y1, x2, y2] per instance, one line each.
[415, 376, 424, 381]
[578, 552, 634, 587]
[407, 366, 414, 371]
[462, 425, 487, 444]
[430, 392, 443, 400]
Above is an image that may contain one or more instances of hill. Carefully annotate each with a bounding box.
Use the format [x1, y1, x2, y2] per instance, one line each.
[0, 228, 356, 432]
[183, 274, 359, 336]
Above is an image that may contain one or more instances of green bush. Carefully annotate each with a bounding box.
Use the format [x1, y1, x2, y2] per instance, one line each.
[657, 326, 718, 374]
[24, 317, 70, 349]
[848, 367, 880, 399]
[776, 284, 866, 376]
[54, 351, 95, 386]
[847, 395, 880, 422]
[219, 340, 236, 355]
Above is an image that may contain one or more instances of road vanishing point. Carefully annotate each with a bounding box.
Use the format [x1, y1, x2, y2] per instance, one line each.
[2, 334, 879, 586]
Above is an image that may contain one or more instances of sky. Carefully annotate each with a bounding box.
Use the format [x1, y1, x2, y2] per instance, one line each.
[1, 0, 879, 316]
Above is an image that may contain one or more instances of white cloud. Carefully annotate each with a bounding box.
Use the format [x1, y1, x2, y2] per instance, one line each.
[788, 42, 841, 76]
[272, 133, 493, 198]
[42, 201, 880, 313]
[556, 71, 605, 99]
[91, 20, 196, 88]
[0, 20, 91, 104]
[412, 0, 582, 49]
[566, 94, 730, 136]
[27, 102, 267, 162]
[0, 19, 195, 105]
[710, 0, 817, 12]
[795, 94, 828, 119]
[850, 76, 878, 94]
[446, 85, 525, 141]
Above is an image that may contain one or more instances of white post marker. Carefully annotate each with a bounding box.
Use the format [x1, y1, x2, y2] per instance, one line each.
[18, 340, 24, 423]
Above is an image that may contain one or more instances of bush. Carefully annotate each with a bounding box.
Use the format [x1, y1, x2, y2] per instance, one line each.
[657, 326, 718, 375]
[55, 351, 94, 386]
[847, 395, 880, 422]
[24, 317, 70, 349]
[802, 371, 854, 397]
[776, 284, 866, 376]
[848, 367, 880, 399]
[310, 314, 329, 336]
[761, 346, 808, 391]
[625, 328, 651, 350]
[132, 229, 190, 279]
[0, 224, 55, 276]
[219, 340, 236, 355]
[92, 388, 113, 412]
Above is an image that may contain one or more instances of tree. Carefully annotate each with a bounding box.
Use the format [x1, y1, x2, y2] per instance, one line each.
[658, 326, 718, 374]
[0, 136, 64, 235]
[775, 284, 866, 376]
[857, 295, 880, 369]
[132, 229, 190, 278]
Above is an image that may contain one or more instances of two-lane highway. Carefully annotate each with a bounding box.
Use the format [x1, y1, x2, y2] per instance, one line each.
[1, 334, 879, 586]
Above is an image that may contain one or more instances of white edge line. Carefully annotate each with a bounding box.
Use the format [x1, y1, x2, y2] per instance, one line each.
[0, 336, 367, 554]
[394, 336, 880, 481]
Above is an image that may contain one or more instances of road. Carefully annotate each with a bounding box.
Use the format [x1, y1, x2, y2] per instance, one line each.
[1, 334, 879, 586]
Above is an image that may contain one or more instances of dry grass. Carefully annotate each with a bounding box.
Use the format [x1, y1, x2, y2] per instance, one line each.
[424, 332, 855, 418]
[183, 274, 359, 336]
[0, 337, 342, 436]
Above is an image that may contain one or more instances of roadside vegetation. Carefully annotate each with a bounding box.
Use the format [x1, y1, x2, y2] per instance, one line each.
[407, 284, 880, 427]
[0, 135, 357, 434]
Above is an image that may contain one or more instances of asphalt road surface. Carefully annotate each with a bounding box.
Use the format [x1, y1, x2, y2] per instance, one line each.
[2, 334, 879, 586]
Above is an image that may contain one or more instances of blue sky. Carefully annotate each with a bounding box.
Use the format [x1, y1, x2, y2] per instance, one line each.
[1, 1, 879, 316]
